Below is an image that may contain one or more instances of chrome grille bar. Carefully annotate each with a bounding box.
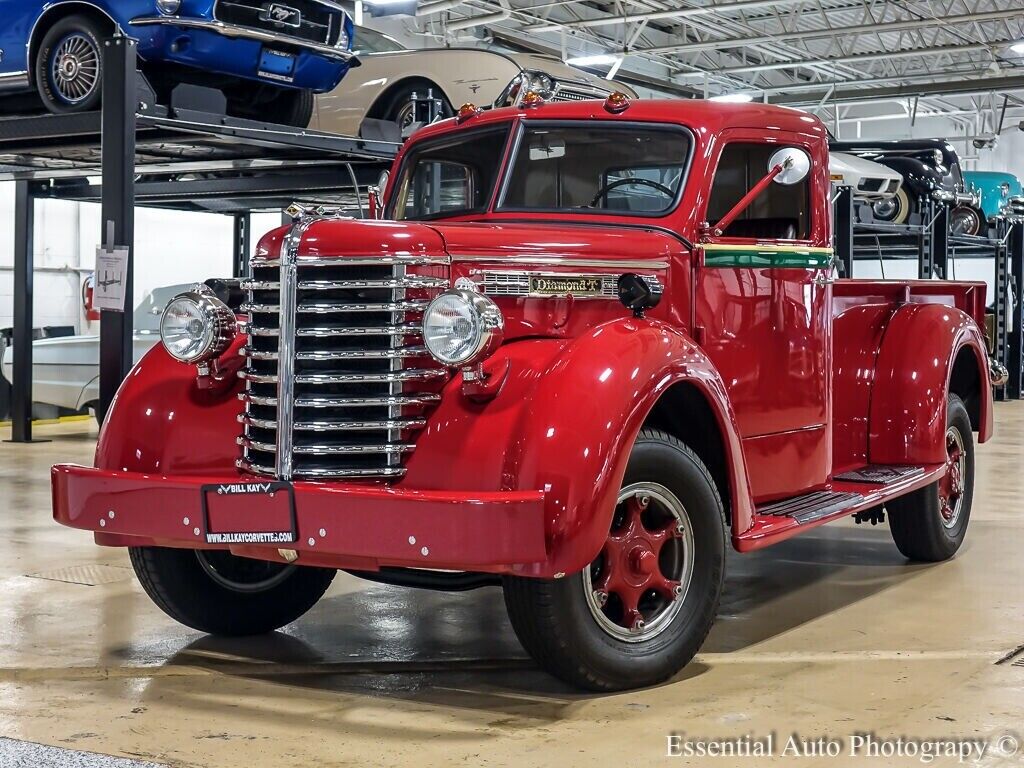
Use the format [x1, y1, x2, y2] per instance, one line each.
[237, 220, 447, 480]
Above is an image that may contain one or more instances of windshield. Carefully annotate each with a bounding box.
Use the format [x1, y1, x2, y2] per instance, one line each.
[500, 124, 690, 215]
[391, 127, 510, 220]
[354, 27, 406, 54]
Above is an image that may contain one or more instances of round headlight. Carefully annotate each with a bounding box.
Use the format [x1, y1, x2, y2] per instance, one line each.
[422, 289, 504, 368]
[524, 72, 554, 97]
[155, 0, 181, 15]
[160, 287, 236, 364]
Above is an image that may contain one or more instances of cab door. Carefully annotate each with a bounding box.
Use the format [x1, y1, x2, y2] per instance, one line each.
[693, 133, 834, 502]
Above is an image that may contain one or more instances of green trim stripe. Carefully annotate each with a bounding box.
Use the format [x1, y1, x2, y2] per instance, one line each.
[701, 244, 834, 269]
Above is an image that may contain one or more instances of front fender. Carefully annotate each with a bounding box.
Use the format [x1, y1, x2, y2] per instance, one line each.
[95, 336, 244, 475]
[869, 303, 991, 465]
[405, 318, 749, 577]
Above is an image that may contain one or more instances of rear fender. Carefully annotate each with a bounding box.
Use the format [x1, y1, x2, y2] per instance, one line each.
[409, 317, 749, 577]
[869, 303, 992, 465]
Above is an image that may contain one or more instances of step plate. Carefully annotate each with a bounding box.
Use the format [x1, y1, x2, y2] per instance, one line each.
[757, 490, 862, 525]
[833, 465, 925, 484]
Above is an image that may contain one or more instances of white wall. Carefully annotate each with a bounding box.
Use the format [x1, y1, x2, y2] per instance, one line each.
[0, 183, 280, 333]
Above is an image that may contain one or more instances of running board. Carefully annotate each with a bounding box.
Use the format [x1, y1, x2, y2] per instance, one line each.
[757, 491, 861, 525]
[736, 463, 942, 552]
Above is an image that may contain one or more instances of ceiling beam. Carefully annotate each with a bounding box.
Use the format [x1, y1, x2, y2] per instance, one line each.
[635, 7, 1024, 55]
[772, 74, 1024, 106]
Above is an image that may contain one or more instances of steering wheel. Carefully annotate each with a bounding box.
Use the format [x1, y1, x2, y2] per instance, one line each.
[589, 177, 675, 208]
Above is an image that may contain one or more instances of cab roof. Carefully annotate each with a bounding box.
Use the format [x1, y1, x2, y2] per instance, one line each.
[409, 98, 829, 144]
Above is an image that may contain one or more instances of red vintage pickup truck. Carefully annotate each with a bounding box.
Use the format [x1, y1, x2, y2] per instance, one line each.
[53, 96, 998, 691]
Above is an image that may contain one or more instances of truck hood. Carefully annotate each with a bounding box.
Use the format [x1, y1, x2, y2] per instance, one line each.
[291, 219, 682, 267]
[425, 221, 681, 265]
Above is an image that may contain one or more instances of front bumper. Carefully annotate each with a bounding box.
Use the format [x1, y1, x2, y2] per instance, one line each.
[52, 464, 548, 572]
[131, 16, 356, 62]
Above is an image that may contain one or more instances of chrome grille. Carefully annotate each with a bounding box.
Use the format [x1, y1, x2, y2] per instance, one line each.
[238, 225, 447, 480]
[214, 0, 343, 46]
[551, 84, 610, 103]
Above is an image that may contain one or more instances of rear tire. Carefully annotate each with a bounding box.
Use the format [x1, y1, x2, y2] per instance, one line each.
[503, 429, 725, 691]
[887, 394, 974, 562]
[129, 547, 335, 635]
[35, 14, 107, 114]
[381, 82, 453, 133]
[950, 205, 983, 237]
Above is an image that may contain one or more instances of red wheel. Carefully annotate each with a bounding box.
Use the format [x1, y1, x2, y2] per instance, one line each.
[938, 426, 967, 528]
[584, 483, 694, 641]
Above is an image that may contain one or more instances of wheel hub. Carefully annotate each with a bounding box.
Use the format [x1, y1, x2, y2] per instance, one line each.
[584, 483, 695, 642]
[938, 426, 966, 528]
[58, 55, 80, 81]
[49, 33, 99, 105]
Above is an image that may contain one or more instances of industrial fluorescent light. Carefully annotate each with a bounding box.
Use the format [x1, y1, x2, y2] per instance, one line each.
[709, 93, 754, 103]
[1012, 41, 1024, 54]
[565, 53, 620, 67]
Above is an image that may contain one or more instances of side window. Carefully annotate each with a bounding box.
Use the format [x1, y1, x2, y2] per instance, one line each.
[404, 162, 475, 218]
[707, 142, 811, 240]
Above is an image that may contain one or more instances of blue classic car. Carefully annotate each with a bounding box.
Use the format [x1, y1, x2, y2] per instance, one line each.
[964, 170, 1024, 223]
[0, 0, 356, 125]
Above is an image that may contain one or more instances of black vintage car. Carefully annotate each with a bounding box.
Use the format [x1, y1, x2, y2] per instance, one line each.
[829, 138, 981, 234]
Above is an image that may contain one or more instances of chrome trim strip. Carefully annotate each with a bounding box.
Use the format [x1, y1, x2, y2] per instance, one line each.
[237, 458, 406, 478]
[243, 346, 428, 360]
[298, 277, 448, 290]
[0, 71, 30, 91]
[295, 324, 421, 337]
[275, 218, 314, 481]
[478, 271, 663, 299]
[128, 16, 356, 61]
[296, 369, 446, 384]
[243, 300, 429, 314]
[241, 414, 427, 431]
[456, 256, 670, 270]
[241, 437, 415, 455]
[239, 392, 441, 408]
[252, 256, 447, 268]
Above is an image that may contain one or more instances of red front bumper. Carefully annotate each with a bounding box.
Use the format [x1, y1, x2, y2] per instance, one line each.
[52, 465, 548, 573]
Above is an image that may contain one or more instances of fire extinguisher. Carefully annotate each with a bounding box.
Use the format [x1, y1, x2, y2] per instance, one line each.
[82, 274, 101, 322]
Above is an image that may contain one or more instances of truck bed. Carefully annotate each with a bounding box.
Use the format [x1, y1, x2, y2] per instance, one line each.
[833, 278, 987, 329]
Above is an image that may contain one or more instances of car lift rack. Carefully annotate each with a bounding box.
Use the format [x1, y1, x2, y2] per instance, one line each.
[834, 186, 1024, 401]
[0, 37, 400, 443]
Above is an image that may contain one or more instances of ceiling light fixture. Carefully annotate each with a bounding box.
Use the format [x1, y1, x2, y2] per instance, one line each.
[565, 53, 621, 67]
[710, 93, 754, 103]
[1011, 41, 1024, 54]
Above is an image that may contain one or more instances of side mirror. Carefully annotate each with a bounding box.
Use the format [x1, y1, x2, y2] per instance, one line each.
[617, 274, 663, 318]
[768, 148, 811, 185]
[367, 170, 390, 220]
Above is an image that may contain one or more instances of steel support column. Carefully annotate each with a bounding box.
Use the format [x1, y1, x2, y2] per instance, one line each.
[233, 212, 251, 278]
[7, 181, 40, 443]
[833, 186, 853, 277]
[1007, 222, 1024, 399]
[97, 36, 137, 424]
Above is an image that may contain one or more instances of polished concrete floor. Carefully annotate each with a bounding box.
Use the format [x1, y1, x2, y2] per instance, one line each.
[0, 409, 1022, 767]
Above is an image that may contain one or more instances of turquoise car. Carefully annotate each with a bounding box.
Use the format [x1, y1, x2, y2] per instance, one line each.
[964, 171, 1024, 222]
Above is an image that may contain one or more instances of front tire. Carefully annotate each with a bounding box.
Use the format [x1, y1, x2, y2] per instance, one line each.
[950, 205, 983, 237]
[872, 187, 911, 225]
[129, 547, 335, 635]
[225, 85, 314, 128]
[381, 82, 453, 133]
[503, 429, 725, 691]
[887, 394, 974, 561]
[36, 15, 106, 114]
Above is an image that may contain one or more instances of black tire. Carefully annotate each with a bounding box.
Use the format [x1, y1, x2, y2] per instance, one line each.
[35, 14, 107, 114]
[380, 81, 453, 132]
[887, 394, 974, 562]
[503, 429, 726, 691]
[129, 546, 335, 635]
[225, 86, 314, 128]
[950, 205, 983, 237]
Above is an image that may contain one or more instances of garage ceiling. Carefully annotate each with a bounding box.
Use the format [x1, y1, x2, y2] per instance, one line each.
[416, 0, 1024, 134]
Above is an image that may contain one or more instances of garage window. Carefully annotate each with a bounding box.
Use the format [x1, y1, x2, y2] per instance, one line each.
[498, 123, 690, 215]
[707, 142, 811, 240]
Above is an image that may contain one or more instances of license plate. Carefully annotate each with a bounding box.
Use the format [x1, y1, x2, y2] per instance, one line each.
[200, 481, 297, 545]
[258, 48, 297, 83]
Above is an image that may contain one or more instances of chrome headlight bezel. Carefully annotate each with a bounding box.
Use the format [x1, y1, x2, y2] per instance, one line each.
[422, 288, 504, 368]
[155, 0, 181, 15]
[160, 286, 237, 365]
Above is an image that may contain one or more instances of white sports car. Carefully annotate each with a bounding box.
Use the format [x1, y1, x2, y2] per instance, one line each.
[312, 27, 638, 137]
[1, 284, 190, 416]
[829, 151, 904, 201]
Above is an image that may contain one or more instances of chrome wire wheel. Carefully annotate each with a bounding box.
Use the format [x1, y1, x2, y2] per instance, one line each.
[49, 32, 100, 105]
[195, 550, 295, 594]
[583, 482, 695, 643]
[939, 425, 966, 529]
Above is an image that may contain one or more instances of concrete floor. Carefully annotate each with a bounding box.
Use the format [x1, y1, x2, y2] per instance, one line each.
[0, 409, 1022, 768]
